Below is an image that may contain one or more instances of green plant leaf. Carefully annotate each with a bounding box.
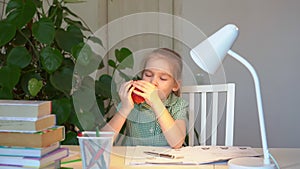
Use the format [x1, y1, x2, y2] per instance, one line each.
[64, 0, 87, 3]
[0, 20, 16, 46]
[75, 44, 101, 76]
[28, 78, 43, 97]
[95, 74, 112, 98]
[0, 86, 13, 99]
[7, 46, 31, 69]
[88, 36, 103, 47]
[32, 18, 55, 44]
[6, 0, 36, 29]
[117, 69, 132, 81]
[40, 46, 63, 73]
[0, 65, 21, 89]
[52, 98, 72, 125]
[5, 0, 22, 14]
[76, 111, 96, 131]
[115, 47, 134, 69]
[61, 6, 79, 18]
[72, 76, 95, 112]
[71, 42, 84, 59]
[55, 25, 83, 52]
[108, 59, 116, 68]
[48, 5, 63, 28]
[96, 97, 105, 116]
[32, 0, 42, 8]
[12, 28, 30, 46]
[50, 66, 74, 95]
[61, 131, 78, 145]
[64, 17, 89, 31]
[20, 72, 42, 95]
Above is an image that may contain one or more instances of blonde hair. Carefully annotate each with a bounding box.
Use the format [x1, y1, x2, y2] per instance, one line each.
[142, 48, 183, 96]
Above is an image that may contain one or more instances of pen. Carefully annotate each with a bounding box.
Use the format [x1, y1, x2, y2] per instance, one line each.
[144, 151, 181, 159]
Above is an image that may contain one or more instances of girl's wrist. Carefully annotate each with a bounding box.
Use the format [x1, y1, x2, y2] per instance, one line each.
[151, 100, 166, 118]
[118, 106, 132, 117]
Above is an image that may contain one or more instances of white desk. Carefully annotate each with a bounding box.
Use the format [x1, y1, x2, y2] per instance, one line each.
[61, 146, 300, 169]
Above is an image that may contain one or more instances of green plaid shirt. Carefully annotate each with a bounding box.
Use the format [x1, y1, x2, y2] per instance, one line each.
[123, 93, 188, 146]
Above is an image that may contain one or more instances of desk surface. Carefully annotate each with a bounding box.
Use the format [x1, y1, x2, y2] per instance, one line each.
[61, 146, 300, 169]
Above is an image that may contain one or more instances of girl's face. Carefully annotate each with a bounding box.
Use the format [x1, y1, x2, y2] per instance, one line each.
[142, 55, 180, 100]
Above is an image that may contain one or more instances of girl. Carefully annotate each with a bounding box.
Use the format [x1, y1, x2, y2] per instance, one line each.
[102, 48, 188, 149]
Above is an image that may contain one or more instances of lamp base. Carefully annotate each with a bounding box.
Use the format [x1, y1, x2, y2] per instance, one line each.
[228, 157, 275, 169]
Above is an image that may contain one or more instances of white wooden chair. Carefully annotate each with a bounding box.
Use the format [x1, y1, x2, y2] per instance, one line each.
[181, 83, 235, 146]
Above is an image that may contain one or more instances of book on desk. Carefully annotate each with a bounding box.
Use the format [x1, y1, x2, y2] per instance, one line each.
[0, 100, 68, 169]
[0, 100, 52, 119]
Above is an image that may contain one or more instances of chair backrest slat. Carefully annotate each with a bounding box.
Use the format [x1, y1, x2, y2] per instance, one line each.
[200, 92, 207, 145]
[181, 83, 235, 146]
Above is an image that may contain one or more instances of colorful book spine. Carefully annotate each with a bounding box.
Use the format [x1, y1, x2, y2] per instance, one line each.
[0, 142, 60, 157]
[0, 148, 68, 168]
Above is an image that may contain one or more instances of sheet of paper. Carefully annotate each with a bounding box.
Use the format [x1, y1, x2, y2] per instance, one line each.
[125, 146, 183, 165]
[125, 146, 261, 165]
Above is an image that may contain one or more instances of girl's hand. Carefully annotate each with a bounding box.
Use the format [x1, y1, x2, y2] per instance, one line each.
[132, 80, 161, 107]
[119, 80, 135, 114]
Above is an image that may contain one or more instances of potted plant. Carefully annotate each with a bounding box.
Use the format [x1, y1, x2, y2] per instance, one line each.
[0, 0, 133, 144]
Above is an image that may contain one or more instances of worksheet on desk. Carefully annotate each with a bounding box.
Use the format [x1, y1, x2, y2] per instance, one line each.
[125, 146, 261, 165]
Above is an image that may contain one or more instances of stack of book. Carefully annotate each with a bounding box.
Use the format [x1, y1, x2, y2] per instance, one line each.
[0, 100, 68, 169]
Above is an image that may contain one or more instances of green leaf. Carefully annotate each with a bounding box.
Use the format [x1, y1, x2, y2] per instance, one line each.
[12, 28, 30, 46]
[50, 66, 74, 95]
[0, 65, 21, 89]
[108, 59, 116, 68]
[5, 0, 22, 13]
[115, 47, 134, 69]
[7, 46, 31, 69]
[40, 46, 63, 73]
[28, 78, 43, 97]
[55, 25, 83, 52]
[52, 98, 72, 125]
[96, 97, 105, 116]
[76, 111, 96, 131]
[61, 131, 78, 145]
[0, 86, 13, 99]
[0, 20, 16, 46]
[75, 44, 101, 76]
[64, 18, 89, 31]
[61, 6, 79, 18]
[20, 72, 42, 95]
[71, 42, 85, 59]
[72, 76, 95, 112]
[95, 74, 112, 98]
[64, 0, 87, 3]
[88, 36, 103, 46]
[32, 18, 55, 44]
[48, 5, 63, 28]
[6, 0, 36, 29]
[32, 0, 42, 8]
[117, 69, 132, 81]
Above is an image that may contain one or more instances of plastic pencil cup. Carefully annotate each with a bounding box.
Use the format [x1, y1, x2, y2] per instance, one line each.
[77, 131, 114, 169]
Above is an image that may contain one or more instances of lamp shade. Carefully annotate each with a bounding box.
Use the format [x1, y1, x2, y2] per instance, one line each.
[190, 24, 239, 74]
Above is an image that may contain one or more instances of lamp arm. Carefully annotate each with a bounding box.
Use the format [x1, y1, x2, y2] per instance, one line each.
[227, 50, 271, 165]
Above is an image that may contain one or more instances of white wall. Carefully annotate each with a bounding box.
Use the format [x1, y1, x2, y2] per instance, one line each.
[180, 0, 300, 148]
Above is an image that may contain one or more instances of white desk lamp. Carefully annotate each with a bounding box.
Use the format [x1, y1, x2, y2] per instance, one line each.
[190, 24, 275, 169]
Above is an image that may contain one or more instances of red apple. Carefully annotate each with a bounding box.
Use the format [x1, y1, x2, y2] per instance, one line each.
[131, 88, 145, 104]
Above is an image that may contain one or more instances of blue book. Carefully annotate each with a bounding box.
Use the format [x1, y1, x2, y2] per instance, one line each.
[0, 160, 60, 169]
[0, 142, 60, 157]
[0, 147, 68, 168]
